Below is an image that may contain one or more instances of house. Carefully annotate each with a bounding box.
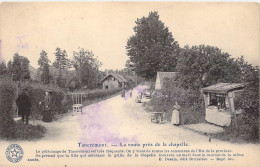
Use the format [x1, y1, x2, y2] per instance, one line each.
[201, 83, 246, 127]
[99, 73, 127, 89]
[155, 72, 177, 90]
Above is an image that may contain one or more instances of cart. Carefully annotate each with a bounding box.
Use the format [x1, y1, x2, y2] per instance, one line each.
[150, 112, 164, 124]
[135, 96, 142, 103]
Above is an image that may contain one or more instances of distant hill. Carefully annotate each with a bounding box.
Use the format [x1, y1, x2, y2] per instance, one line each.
[29, 65, 38, 80]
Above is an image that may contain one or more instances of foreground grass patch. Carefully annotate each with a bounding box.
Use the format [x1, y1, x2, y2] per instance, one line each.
[211, 124, 259, 143]
[1, 118, 46, 141]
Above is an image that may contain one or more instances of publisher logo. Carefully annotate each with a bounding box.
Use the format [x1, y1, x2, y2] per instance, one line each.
[5, 144, 24, 163]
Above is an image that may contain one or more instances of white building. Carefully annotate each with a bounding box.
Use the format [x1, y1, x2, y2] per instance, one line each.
[155, 72, 177, 90]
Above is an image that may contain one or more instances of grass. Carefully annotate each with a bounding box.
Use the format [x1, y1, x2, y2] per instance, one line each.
[211, 123, 259, 143]
[1, 119, 46, 141]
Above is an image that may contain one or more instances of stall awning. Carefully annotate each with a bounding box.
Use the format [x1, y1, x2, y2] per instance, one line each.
[201, 83, 246, 94]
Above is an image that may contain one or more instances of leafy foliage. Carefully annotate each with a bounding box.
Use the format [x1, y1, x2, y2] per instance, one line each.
[126, 11, 179, 80]
[38, 50, 51, 84]
[0, 77, 46, 140]
[0, 61, 7, 75]
[6, 53, 31, 82]
[53, 48, 70, 70]
[73, 48, 102, 89]
[175, 45, 240, 90]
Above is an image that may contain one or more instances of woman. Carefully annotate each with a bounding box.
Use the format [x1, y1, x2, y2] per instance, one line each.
[171, 102, 181, 126]
[40, 90, 53, 122]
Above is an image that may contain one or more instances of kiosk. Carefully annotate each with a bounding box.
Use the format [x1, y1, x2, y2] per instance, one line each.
[201, 83, 245, 127]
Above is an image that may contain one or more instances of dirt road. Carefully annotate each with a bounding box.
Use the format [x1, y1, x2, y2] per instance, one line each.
[0, 86, 259, 167]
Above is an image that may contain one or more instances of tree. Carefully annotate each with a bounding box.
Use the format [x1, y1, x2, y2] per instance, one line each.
[0, 61, 7, 76]
[38, 50, 51, 84]
[6, 53, 30, 82]
[53, 48, 70, 71]
[73, 48, 102, 89]
[38, 50, 49, 68]
[124, 60, 134, 75]
[52, 48, 72, 88]
[126, 11, 180, 80]
[175, 45, 240, 90]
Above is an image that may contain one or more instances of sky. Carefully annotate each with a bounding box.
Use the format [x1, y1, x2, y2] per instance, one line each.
[0, 2, 259, 70]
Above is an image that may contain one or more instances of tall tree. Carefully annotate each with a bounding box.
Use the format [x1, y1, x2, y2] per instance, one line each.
[52, 48, 71, 87]
[53, 48, 69, 71]
[38, 50, 51, 84]
[6, 53, 30, 82]
[73, 48, 102, 89]
[126, 11, 179, 80]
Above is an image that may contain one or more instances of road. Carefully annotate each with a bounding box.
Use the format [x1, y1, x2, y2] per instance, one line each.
[0, 86, 259, 167]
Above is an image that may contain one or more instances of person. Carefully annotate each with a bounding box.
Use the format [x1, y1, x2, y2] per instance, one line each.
[171, 102, 181, 126]
[40, 90, 53, 122]
[16, 88, 32, 125]
[130, 90, 132, 98]
[121, 89, 125, 98]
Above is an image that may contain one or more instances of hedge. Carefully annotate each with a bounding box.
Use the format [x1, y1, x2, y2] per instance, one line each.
[20, 82, 72, 120]
[0, 77, 17, 138]
[82, 88, 122, 100]
[0, 78, 70, 140]
[147, 86, 205, 124]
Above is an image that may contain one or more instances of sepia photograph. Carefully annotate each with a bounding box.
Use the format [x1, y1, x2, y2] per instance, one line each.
[0, 2, 259, 167]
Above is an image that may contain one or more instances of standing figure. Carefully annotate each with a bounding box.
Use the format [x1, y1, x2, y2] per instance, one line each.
[40, 91, 53, 122]
[121, 89, 125, 98]
[16, 88, 32, 124]
[130, 90, 132, 98]
[171, 102, 181, 126]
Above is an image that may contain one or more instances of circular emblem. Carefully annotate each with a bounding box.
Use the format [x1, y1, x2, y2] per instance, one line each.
[5, 144, 24, 163]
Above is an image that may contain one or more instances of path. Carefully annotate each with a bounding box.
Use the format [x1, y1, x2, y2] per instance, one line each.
[0, 86, 259, 167]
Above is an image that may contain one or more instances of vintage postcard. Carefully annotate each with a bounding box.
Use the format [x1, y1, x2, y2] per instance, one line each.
[0, 2, 259, 167]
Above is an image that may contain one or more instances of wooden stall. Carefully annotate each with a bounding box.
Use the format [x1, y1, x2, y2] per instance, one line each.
[201, 83, 245, 127]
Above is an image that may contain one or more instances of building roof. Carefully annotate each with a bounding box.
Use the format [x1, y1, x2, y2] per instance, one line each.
[99, 73, 127, 83]
[201, 83, 246, 94]
[116, 74, 127, 82]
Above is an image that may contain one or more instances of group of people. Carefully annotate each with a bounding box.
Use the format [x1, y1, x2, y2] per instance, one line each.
[16, 88, 54, 125]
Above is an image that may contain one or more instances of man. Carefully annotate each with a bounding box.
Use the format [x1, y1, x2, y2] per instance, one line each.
[16, 88, 32, 124]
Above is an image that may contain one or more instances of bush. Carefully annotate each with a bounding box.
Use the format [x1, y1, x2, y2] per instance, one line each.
[0, 77, 16, 138]
[147, 85, 205, 124]
[0, 78, 47, 140]
[20, 82, 71, 120]
[229, 85, 259, 142]
[80, 88, 122, 101]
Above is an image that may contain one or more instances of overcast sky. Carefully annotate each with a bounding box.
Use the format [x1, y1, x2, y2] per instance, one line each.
[0, 2, 259, 70]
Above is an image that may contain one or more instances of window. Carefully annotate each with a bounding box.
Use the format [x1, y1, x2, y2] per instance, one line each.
[209, 93, 227, 108]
